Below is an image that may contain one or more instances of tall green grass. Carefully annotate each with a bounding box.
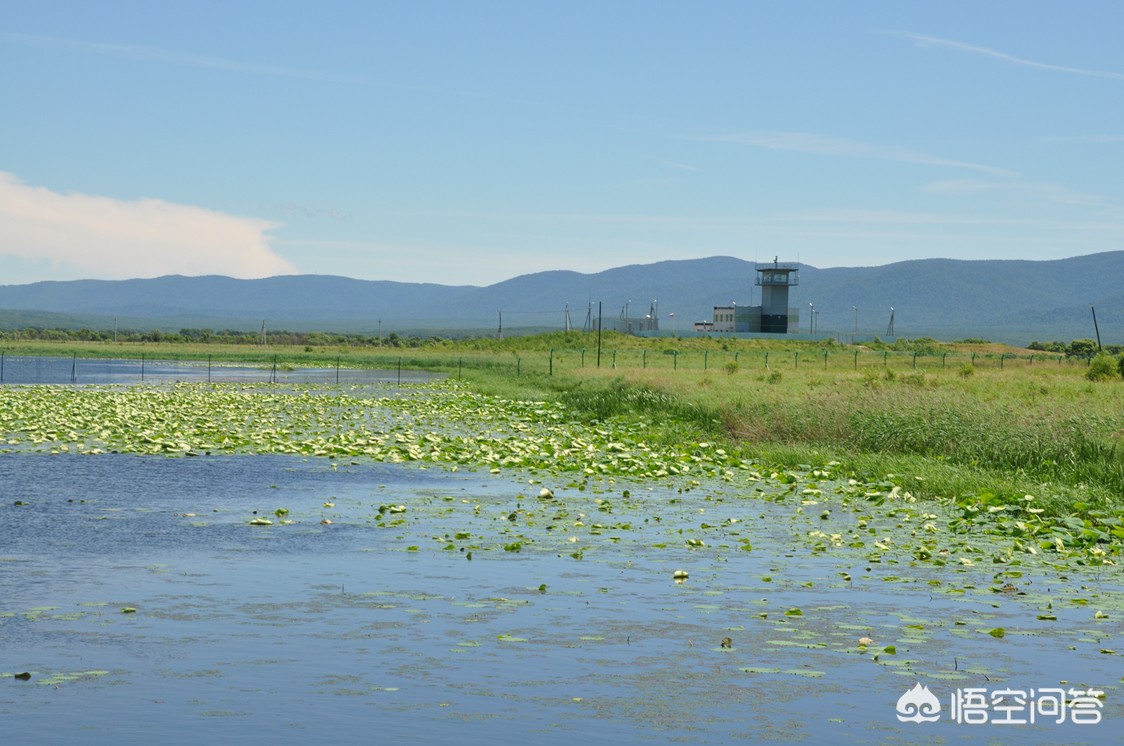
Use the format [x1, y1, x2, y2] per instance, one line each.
[586, 363, 1124, 517]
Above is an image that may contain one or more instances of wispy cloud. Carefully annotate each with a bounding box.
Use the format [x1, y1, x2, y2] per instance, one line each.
[268, 203, 352, 222]
[776, 206, 1124, 236]
[886, 31, 1124, 81]
[1039, 134, 1124, 144]
[648, 157, 700, 172]
[0, 172, 296, 280]
[0, 32, 359, 83]
[921, 178, 1124, 220]
[701, 131, 1015, 176]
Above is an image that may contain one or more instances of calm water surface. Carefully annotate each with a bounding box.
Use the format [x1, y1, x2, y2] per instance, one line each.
[0, 355, 439, 385]
[1, 454, 1119, 744]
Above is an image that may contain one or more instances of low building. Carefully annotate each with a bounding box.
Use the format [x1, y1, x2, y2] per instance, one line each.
[698, 259, 801, 334]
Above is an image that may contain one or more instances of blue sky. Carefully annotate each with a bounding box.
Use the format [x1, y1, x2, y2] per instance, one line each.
[3, 1, 1123, 286]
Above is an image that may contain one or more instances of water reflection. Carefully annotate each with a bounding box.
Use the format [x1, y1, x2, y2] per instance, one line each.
[0, 355, 441, 385]
[0, 454, 1118, 744]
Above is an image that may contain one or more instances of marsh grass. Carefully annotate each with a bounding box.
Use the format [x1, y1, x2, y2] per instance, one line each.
[463, 353, 1124, 522]
[607, 365, 1122, 518]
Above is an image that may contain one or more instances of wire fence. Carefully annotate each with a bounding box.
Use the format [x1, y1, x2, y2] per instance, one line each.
[482, 347, 1089, 377]
[0, 348, 1092, 386]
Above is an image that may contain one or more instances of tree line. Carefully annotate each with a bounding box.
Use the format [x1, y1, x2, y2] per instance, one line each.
[1028, 338, 1124, 359]
[0, 327, 451, 348]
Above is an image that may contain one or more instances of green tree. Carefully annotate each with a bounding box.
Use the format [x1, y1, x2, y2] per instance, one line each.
[1066, 338, 1099, 359]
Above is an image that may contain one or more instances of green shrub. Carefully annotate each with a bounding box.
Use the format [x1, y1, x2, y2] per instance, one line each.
[901, 371, 931, 387]
[1086, 353, 1121, 381]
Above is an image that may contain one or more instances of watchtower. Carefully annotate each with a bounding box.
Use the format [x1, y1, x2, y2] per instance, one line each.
[755, 258, 799, 333]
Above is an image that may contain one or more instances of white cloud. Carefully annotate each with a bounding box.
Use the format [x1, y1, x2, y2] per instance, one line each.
[0, 172, 296, 280]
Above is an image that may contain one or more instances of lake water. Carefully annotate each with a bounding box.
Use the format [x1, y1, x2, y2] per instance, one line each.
[2, 453, 1119, 744]
[0, 355, 439, 385]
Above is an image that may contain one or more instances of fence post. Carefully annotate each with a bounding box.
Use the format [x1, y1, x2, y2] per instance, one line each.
[673, 350, 678, 370]
[853, 349, 858, 370]
[764, 351, 769, 368]
[912, 352, 917, 369]
[549, 349, 554, 376]
[581, 348, 586, 367]
[794, 352, 799, 369]
[824, 350, 828, 369]
[71, 353, 77, 384]
[141, 353, 145, 381]
[704, 350, 708, 370]
[883, 351, 888, 366]
[642, 349, 647, 368]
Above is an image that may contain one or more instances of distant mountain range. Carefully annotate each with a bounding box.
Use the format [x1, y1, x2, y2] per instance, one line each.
[1, 252, 1121, 345]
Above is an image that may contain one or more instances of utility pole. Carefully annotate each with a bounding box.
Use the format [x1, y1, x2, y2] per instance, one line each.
[596, 302, 602, 367]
